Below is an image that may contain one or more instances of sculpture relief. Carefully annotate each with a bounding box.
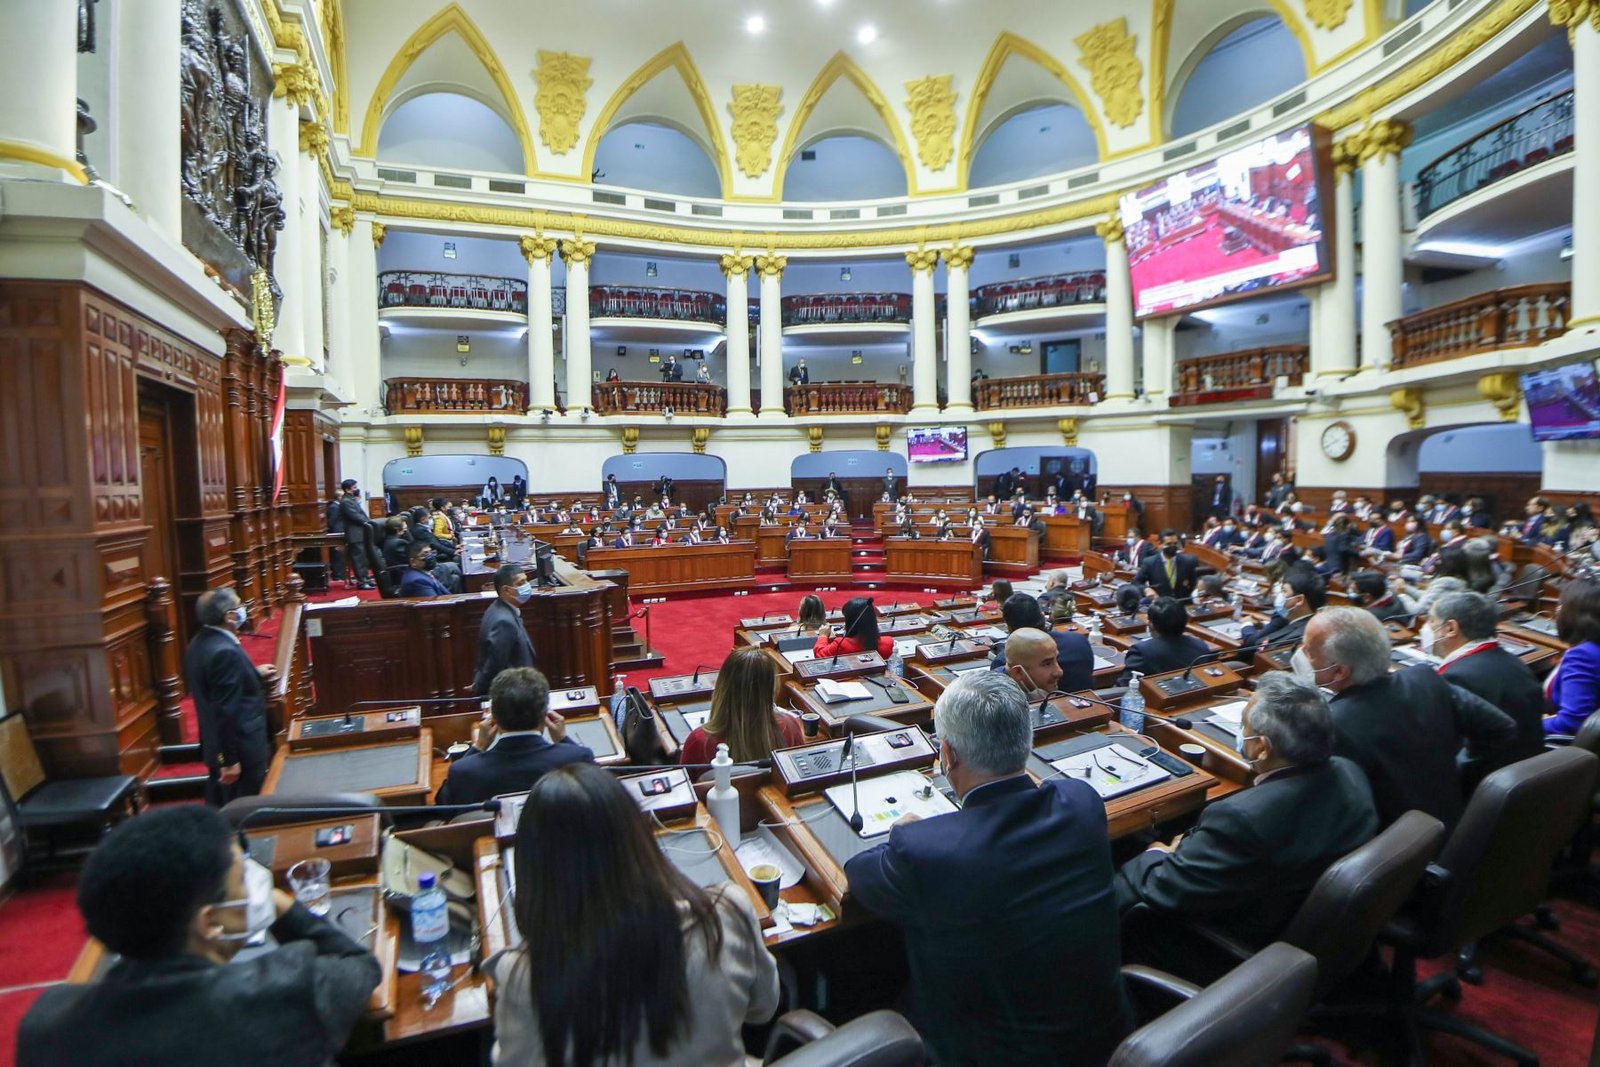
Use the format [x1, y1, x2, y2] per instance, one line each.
[533, 50, 592, 154]
[904, 75, 957, 172]
[1075, 17, 1145, 129]
[1304, 0, 1353, 30]
[728, 83, 784, 179]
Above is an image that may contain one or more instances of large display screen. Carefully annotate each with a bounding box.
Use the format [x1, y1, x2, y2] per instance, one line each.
[907, 427, 968, 464]
[1522, 362, 1600, 441]
[1120, 124, 1334, 319]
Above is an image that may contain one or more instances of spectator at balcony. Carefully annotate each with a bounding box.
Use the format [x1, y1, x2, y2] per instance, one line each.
[695, 362, 712, 385]
[971, 367, 989, 383]
[661, 355, 683, 382]
[788, 359, 809, 385]
[605, 368, 621, 383]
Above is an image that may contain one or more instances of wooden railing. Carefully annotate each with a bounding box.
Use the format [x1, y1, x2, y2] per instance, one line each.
[973, 372, 1104, 410]
[780, 292, 911, 326]
[973, 271, 1107, 316]
[785, 382, 913, 415]
[1171, 345, 1308, 404]
[1388, 283, 1571, 369]
[383, 377, 529, 414]
[267, 575, 314, 739]
[1415, 90, 1575, 218]
[591, 380, 728, 416]
[589, 285, 725, 325]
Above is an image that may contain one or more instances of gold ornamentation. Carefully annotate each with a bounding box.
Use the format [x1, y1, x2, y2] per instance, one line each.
[1352, 119, 1412, 164]
[904, 75, 958, 172]
[1477, 373, 1522, 422]
[370, 221, 386, 248]
[519, 234, 558, 264]
[1305, 0, 1354, 30]
[486, 426, 506, 456]
[1330, 136, 1362, 179]
[690, 427, 710, 454]
[1548, 0, 1600, 41]
[298, 120, 329, 156]
[1095, 213, 1124, 245]
[944, 245, 975, 271]
[755, 254, 788, 278]
[959, 33, 1108, 188]
[728, 84, 783, 179]
[404, 426, 424, 457]
[250, 269, 276, 347]
[905, 248, 940, 274]
[807, 426, 824, 453]
[875, 424, 892, 451]
[987, 421, 1008, 449]
[533, 51, 592, 155]
[273, 63, 319, 109]
[1390, 387, 1424, 429]
[560, 238, 597, 267]
[1074, 19, 1144, 129]
[719, 254, 753, 278]
[583, 43, 733, 199]
[330, 206, 355, 235]
[1058, 418, 1079, 447]
[621, 427, 640, 454]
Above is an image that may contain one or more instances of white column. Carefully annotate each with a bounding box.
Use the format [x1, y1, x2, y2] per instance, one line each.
[521, 235, 558, 411]
[267, 96, 304, 362]
[0, 0, 79, 181]
[1357, 120, 1411, 371]
[722, 255, 754, 415]
[326, 211, 351, 391]
[1317, 160, 1359, 376]
[298, 135, 325, 372]
[1142, 316, 1176, 403]
[111, 0, 180, 234]
[758, 258, 786, 418]
[560, 239, 595, 412]
[1098, 215, 1135, 401]
[348, 218, 383, 414]
[907, 249, 940, 414]
[944, 246, 974, 411]
[1571, 19, 1600, 328]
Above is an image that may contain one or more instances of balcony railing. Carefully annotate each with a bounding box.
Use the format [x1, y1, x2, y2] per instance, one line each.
[1415, 89, 1575, 218]
[781, 292, 911, 326]
[1388, 283, 1570, 369]
[589, 285, 725, 325]
[785, 382, 913, 416]
[972, 372, 1104, 411]
[383, 377, 528, 415]
[973, 272, 1107, 317]
[1170, 345, 1308, 405]
[378, 270, 530, 315]
[591, 380, 728, 417]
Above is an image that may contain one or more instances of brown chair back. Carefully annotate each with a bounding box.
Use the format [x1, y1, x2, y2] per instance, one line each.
[1280, 809, 1445, 997]
[0, 713, 47, 803]
[1109, 943, 1317, 1067]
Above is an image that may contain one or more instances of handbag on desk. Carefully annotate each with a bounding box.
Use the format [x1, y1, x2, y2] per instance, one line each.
[380, 828, 476, 927]
[617, 685, 665, 764]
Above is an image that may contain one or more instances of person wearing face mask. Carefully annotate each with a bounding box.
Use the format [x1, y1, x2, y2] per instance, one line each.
[1303, 607, 1516, 830]
[1393, 516, 1433, 565]
[844, 672, 1133, 1066]
[1134, 530, 1198, 600]
[473, 564, 539, 696]
[17, 806, 381, 1067]
[1428, 591, 1548, 784]
[1114, 672, 1377, 981]
[1239, 563, 1324, 652]
[1114, 528, 1151, 568]
[1349, 570, 1409, 622]
[397, 540, 450, 598]
[336, 477, 378, 589]
[184, 587, 275, 805]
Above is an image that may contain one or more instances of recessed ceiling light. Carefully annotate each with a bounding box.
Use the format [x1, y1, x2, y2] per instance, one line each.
[746, 14, 765, 33]
[856, 24, 877, 44]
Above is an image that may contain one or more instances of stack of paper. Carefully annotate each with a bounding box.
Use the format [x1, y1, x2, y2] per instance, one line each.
[1206, 699, 1249, 736]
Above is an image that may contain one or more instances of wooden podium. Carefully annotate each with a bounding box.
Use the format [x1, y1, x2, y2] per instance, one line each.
[787, 538, 855, 582]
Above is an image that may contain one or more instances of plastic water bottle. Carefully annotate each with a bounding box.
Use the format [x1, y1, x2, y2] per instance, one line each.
[888, 649, 905, 679]
[412, 872, 451, 1006]
[706, 743, 742, 849]
[1231, 593, 1243, 622]
[1087, 619, 1104, 646]
[610, 673, 628, 729]
[1120, 673, 1147, 734]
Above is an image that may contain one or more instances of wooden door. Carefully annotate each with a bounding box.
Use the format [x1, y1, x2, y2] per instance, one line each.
[1255, 417, 1289, 506]
[139, 396, 180, 596]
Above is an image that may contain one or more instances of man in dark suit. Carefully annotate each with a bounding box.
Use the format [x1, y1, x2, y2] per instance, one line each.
[882, 467, 898, 498]
[183, 588, 273, 806]
[436, 668, 594, 804]
[1239, 562, 1323, 651]
[1350, 570, 1409, 622]
[1264, 472, 1293, 510]
[1304, 607, 1517, 830]
[989, 595, 1096, 694]
[337, 478, 376, 589]
[788, 359, 809, 385]
[324, 492, 348, 584]
[1394, 519, 1433, 565]
[1135, 530, 1198, 600]
[612, 528, 637, 548]
[660, 354, 683, 382]
[1116, 672, 1378, 979]
[994, 468, 1016, 500]
[398, 541, 451, 598]
[822, 471, 844, 497]
[1119, 597, 1211, 685]
[1015, 507, 1046, 537]
[1430, 590, 1549, 784]
[17, 807, 381, 1067]
[1207, 474, 1233, 518]
[845, 672, 1132, 1066]
[785, 518, 811, 547]
[603, 473, 621, 508]
[1358, 520, 1395, 557]
[473, 564, 537, 696]
[1114, 530, 1152, 569]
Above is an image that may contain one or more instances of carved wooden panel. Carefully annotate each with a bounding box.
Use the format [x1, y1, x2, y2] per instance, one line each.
[583, 544, 757, 595]
[883, 540, 983, 585]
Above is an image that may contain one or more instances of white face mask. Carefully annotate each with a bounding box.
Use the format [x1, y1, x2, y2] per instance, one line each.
[1418, 622, 1436, 654]
[211, 857, 277, 943]
[1290, 648, 1328, 688]
[1272, 588, 1288, 613]
[227, 605, 248, 628]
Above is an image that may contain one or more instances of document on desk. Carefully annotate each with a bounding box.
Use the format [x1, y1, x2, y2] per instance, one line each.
[1206, 699, 1250, 736]
[1092, 654, 1118, 671]
[682, 708, 711, 730]
[1049, 747, 1172, 800]
[814, 679, 871, 703]
[824, 770, 959, 838]
[734, 827, 806, 889]
[1392, 644, 1441, 667]
[782, 648, 817, 665]
[1204, 620, 1246, 640]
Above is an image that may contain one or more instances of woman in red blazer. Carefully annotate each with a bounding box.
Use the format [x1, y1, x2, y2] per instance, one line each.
[813, 596, 894, 659]
[679, 648, 803, 765]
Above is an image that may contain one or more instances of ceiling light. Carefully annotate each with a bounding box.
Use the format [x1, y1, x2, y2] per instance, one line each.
[856, 24, 877, 44]
[746, 14, 765, 33]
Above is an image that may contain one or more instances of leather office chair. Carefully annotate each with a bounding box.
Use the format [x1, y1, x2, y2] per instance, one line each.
[762, 1009, 923, 1067]
[1111, 942, 1317, 1067]
[1380, 747, 1600, 1067]
[220, 792, 385, 830]
[0, 712, 143, 874]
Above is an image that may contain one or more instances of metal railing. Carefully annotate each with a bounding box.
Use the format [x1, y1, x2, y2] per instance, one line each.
[589, 285, 726, 325]
[591, 381, 728, 417]
[1388, 283, 1570, 368]
[1172, 345, 1308, 402]
[383, 377, 529, 414]
[972, 272, 1107, 317]
[1415, 89, 1575, 218]
[378, 271, 530, 314]
[785, 382, 913, 415]
[972, 372, 1104, 410]
[780, 292, 912, 326]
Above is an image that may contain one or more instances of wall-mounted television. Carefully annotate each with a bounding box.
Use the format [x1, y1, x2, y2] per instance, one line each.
[1522, 361, 1600, 441]
[907, 427, 968, 464]
[1120, 124, 1334, 319]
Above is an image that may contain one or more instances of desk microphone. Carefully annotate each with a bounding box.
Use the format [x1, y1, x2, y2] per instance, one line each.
[690, 664, 713, 685]
[840, 733, 864, 833]
[1180, 646, 1237, 682]
[1034, 689, 1196, 731]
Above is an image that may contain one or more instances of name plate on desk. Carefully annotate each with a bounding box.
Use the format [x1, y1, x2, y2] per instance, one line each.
[775, 727, 936, 795]
[1140, 663, 1243, 710]
[650, 672, 718, 701]
[796, 652, 886, 680]
[1254, 644, 1297, 672]
[913, 639, 988, 666]
[290, 707, 423, 751]
[1102, 614, 1147, 636]
[741, 615, 795, 630]
[549, 686, 601, 716]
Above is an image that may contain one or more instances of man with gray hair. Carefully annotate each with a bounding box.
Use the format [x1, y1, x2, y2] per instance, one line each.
[844, 671, 1132, 1065]
[1430, 590, 1548, 784]
[1303, 606, 1515, 830]
[182, 587, 275, 805]
[1115, 672, 1378, 979]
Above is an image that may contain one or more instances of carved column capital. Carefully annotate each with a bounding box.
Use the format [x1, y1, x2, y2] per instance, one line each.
[272, 63, 318, 109]
[987, 421, 1008, 449]
[1095, 213, 1124, 246]
[690, 427, 711, 454]
[1390, 387, 1425, 429]
[1477, 373, 1522, 421]
[330, 206, 355, 236]
[520, 234, 559, 264]
[1357, 119, 1413, 166]
[807, 426, 824, 453]
[719, 254, 753, 278]
[560, 238, 597, 267]
[943, 245, 976, 271]
[403, 425, 424, 457]
[905, 248, 940, 274]
[486, 426, 506, 456]
[298, 119, 329, 156]
[1058, 418, 1080, 446]
[755, 254, 788, 279]
[621, 426, 640, 454]
[370, 221, 386, 248]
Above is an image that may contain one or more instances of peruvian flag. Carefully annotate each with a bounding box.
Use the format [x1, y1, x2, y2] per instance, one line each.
[269, 376, 288, 504]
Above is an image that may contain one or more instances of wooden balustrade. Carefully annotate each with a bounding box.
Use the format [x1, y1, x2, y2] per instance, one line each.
[383, 377, 529, 414]
[144, 577, 185, 745]
[268, 575, 313, 742]
[785, 382, 913, 415]
[1171, 345, 1308, 405]
[972, 372, 1104, 410]
[1388, 283, 1570, 369]
[591, 380, 728, 416]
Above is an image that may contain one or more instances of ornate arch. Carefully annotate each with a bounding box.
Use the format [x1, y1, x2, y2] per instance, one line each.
[357, 3, 537, 174]
[1151, 0, 1317, 141]
[773, 51, 918, 199]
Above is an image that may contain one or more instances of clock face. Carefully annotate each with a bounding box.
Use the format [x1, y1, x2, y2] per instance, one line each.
[1321, 421, 1355, 461]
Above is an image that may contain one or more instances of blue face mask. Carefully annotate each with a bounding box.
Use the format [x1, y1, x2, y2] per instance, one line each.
[513, 583, 534, 603]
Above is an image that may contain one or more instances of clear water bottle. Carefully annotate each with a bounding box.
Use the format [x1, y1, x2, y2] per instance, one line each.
[1120, 673, 1146, 734]
[412, 872, 451, 1007]
[610, 673, 628, 729]
[1231, 593, 1243, 622]
[888, 649, 905, 679]
[1087, 619, 1104, 645]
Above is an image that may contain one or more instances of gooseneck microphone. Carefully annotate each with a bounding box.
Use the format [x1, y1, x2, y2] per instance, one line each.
[840, 732, 864, 833]
[1180, 646, 1236, 682]
[1034, 688, 1196, 731]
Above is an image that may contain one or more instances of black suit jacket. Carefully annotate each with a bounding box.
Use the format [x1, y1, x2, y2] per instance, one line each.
[1239, 610, 1312, 653]
[473, 598, 537, 696]
[1115, 758, 1378, 950]
[1119, 632, 1212, 685]
[18, 903, 380, 1067]
[988, 630, 1097, 696]
[1330, 665, 1517, 830]
[845, 776, 1132, 1066]
[337, 494, 372, 544]
[823, 477, 844, 496]
[435, 733, 594, 805]
[994, 473, 1015, 499]
[1441, 645, 1549, 781]
[182, 626, 268, 772]
[1135, 551, 1199, 600]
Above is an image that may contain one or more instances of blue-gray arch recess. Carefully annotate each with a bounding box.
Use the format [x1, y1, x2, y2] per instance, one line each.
[600, 452, 728, 484]
[974, 446, 1096, 480]
[383, 454, 528, 490]
[790, 451, 907, 480]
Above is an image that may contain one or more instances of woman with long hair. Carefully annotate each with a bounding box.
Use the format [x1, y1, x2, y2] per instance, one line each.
[490, 763, 779, 1066]
[796, 594, 827, 635]
[679, 648, 803, 765]
[814, 596, 893, 658]
[1546, 576, 1600, 735]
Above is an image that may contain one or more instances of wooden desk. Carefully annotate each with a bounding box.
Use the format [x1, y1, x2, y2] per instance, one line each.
[1025, 722, 1219, 838]
[783, 675, 934, 729]
[987, 527, 1041, 576]
[756, 525, 789, 566]
[1143, 693, 1255, 799]
[1040, 515, 1092, 559]
[883, 538, 982, 585]
[584, 541, 756, 595]
[264, 731, 435, 806]
[787, 538, 856, 582]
